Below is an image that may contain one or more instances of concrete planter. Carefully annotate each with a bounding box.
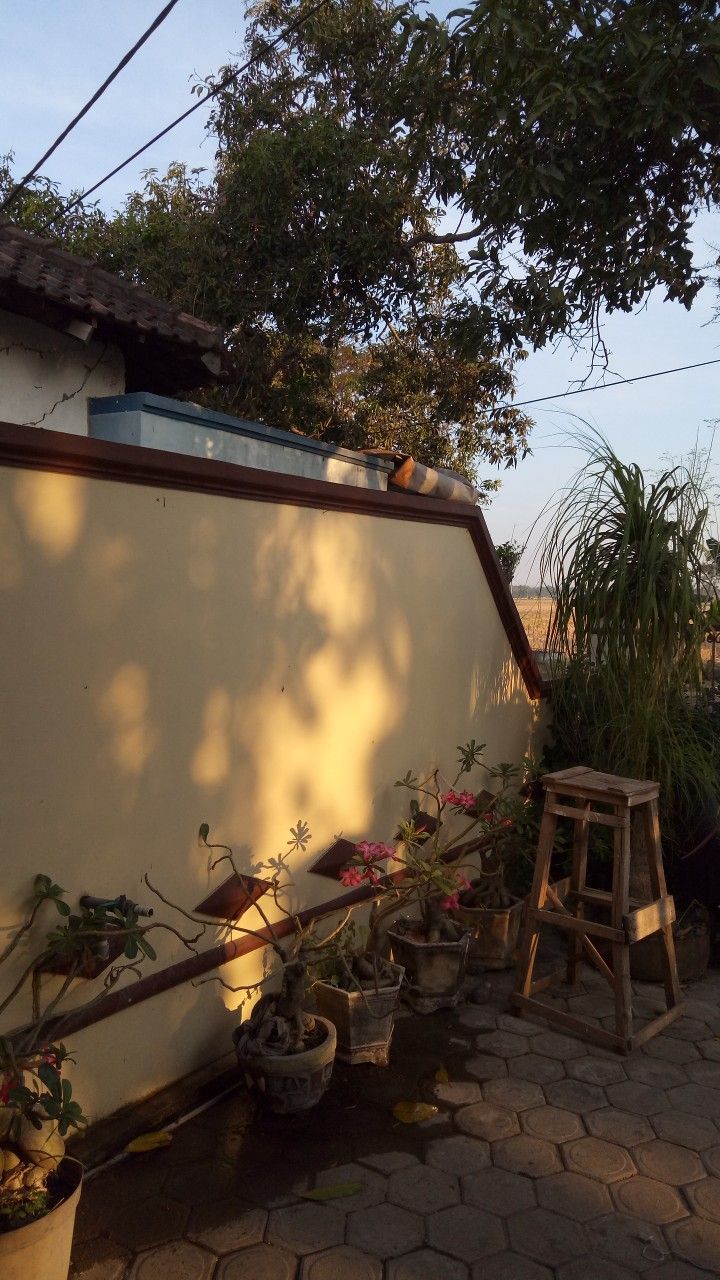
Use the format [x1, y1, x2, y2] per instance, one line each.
[235, 1015, 336, 1113]
[314, 962, 405, 1065]
[452, 897, 523, 971]
[0, 1157, 82, 1280]
[388, 928, 470, 1013]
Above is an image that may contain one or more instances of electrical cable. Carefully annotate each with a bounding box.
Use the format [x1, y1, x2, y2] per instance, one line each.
[0, 0, 183, 217]
[511, 357, 720, 409]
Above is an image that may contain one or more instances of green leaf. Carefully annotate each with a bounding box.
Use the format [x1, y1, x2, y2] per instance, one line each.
[198, 822, 210, 843]
[302, 1182, 364, 1201]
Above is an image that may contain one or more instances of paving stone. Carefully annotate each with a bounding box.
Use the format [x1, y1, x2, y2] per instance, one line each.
[217, 1243, 298, 1280]
[387, 1249, 469, 1280]
[643, 1038, 700, 1065]
[536, 1169, 613, 1221]
[498, 1012, 541, 1035]
[188, 1201, 267, 1253]
[300, 1245, 382, 1280]
[567, 1056, 628, 1086]
[493, 1134, 563, 1178]
[605, 1081, 669, 1116]
[455, 1101, 520, 1141]
[612, 1175, 688, 1224]
[586, 1212, 666, 1272]
[456, 1005, 498, 1031]
[426, 1133, 491, 1175]
[557, 1262, 640, 1280]
[650, 1112, 719, 1152]
[566, 993, 617, 1020]
[701, 1145, 720, 1177]
[532, 1031, 587, 1060]
[129, 1241, 216, 1280]
[508, 1053, 566, 1084]
[522, 1104, 585, 1143]
[164, 1159, 237, 1206]
[359, 1151, 420, 1174]
[107, 1194, 190, 1251]
[686, 1059, 720, 1088]
[388, 1162, 459, 1212]
[482, 1076, 545, 1112]
[476, 1029, 532, 1058]
[665, 1218, 720, 1272]
[465, 1053, 509, 1081]
[683, 998, 720, 1028]
[462, 1165, 536, 1215]
[564, 1137, 637, 1183]
[644, 1263, 718, 1280]
[634, 1140, 705, 1186]
[346, 1201, 424, 1259]
[507, 1206, 588, 1266]
[70, 1238, 131, 1280]
[472, 1253, 552, 1280]
[544, 1078, 608, 1114]
[666, 1018, 712, 1043]
[313, 1162, 387, 1211]
[426, 1202, 506, 1262]
[698, 1039, 720, 1061]
[586, 1108, 655, 1147]
[266, 1202, 345, 1255]
[624, 1057, 689, 1089]
[684, 1176, 720, 1222]
[433, 1081, 483, 1107]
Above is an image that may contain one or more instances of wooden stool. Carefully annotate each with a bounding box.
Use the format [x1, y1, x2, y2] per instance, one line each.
[512, 766, 683, 1053]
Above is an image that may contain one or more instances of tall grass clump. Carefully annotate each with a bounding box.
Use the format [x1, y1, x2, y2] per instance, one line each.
[540, 431, 719, 857]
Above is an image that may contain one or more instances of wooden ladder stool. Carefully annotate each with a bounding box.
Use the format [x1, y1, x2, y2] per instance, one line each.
[512, 766, 684, 1053]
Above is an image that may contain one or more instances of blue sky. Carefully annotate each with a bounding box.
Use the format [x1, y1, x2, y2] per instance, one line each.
[2, 1, 719, 579]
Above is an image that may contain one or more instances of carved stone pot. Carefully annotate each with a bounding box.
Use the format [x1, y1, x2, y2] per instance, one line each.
[0, 1157, 82, 1280]
[452, 897, 523, 971]
[235, 1015, 336, 1113]
[388, 927, 470, 1014]
[314, 962, 404, 1066]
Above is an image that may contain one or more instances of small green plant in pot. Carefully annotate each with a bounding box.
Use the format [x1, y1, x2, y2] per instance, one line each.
[304, 917, 404, 1066]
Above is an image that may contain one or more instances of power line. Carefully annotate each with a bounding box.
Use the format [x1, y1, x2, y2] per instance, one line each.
[43, 0, 331, 229]
[0, 0, 183, 217]
[511, 357, 720, 409]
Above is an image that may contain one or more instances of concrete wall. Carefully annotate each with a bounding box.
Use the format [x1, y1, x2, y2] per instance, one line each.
[0, 458, 540, 1121]
[0, 309, 125, 434]
[90, 393, 393, 489]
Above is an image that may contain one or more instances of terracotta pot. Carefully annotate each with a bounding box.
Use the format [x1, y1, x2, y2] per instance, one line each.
[0, 1157, 82, 1280]
[452, 898, 523, 971]
[235, 1015, 336, 1113]
[388, 927, 470, 1014]
[314, 962, 404, 1066]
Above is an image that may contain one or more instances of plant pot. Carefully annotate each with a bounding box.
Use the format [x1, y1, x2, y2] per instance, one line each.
[388, 927, 470, 1014]
[0, 1157, 82, 1280]
[452, 897, 523, 971]
[235, 1014, 336, 1113]
[314, 962, 404, 1066]
[631, 905, 711, 984]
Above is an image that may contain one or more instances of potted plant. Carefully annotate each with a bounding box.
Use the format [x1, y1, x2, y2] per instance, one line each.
[0, 876, 166, 1280]
[337, 742, 527, 1012]
[306, 916, 404, 1066]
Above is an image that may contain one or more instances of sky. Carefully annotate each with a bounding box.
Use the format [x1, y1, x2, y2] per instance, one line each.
[2, 1, 719, 582]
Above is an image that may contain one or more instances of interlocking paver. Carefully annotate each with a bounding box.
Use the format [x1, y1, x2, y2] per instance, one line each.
[465, 1053, 509, 1081]
[586, 1212, 665, 1272]
[612, 1175, 688, 1224]
[624, 1057, 689, 1089]
[188, 1201, 267, 1253]
[217, 1243, 298, 1280]
[684, 1176, 720, 1222]
[498, 1013, 540, 1036]
[566, 993, 617, 1020]
[300, 1245, 382, 1280]
[456, 1005, 498, 1031]
[477, 1029, 532, 1058]
[482, 1077, 545, 1112]
[567, 1056, 627, 1086]
[387, 1162, 459, 1212]
[359, 1151, 419, 1174]
[508, 1053, 566, 1084]
[347, 1202, 423, 1259]
[698, 1039, 720, 1061]
[586, 1108, 655, 1147]
[532, 1031, 587, 1061]
[536, 1169, 612, 1221]
[434, 1081, 483, 1107]
[558, 1261, 641, 1280]
[107, 1195, 190, 1252]
[266, 1202, 345, 1255]
[634, 1140, 705, 1186]
[701, 1145, 720, 1178]
[650, 1112, 718, 1151]
[455, 1101, 520, 1141]
[493, 1134, 563, 1178]
[426, 1202, 505, 1262]
[564, 1137, 636, 1183]
[643, 1263, 718, 1280]
[666, 1018, 711, 1042]
[129, 1241, 216, 1280]
[387, 1249, 469, 1280]
[507, 1206, 588, 1266]
[70, 1238, 131, 1279]
[313, 1162, 386, 1211]
[472, 1253, 552, 1279]
[686, 1059, 720, 1088]
[462, 1166, 535, 1215]
[164, 1158, 237, 1206]
[643, 1038, 700, 1065]
[605, 1081, 669, 1116]
[426, 1134, 490, 1175]
[544, 1078, 607, 1114]
[665, 1217, 720, 1272]
[522, 1105, 585, 1143]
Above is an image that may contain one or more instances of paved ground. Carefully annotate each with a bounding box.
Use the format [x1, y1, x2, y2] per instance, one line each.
[70, 963, 720, 1280]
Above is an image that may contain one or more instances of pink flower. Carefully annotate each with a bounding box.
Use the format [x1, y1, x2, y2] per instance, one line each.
[356, 840, 394, 863]
[364, 867, 381, 885]
[340, 867, 363, 887]
[440, 892, 460, 912]
[458, 791, 476, 810]
[456, 874, 472, 891]
[440, 790, 460, 806]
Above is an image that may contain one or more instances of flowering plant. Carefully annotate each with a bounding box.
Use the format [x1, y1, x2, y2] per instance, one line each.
[339, 742, 529, 944]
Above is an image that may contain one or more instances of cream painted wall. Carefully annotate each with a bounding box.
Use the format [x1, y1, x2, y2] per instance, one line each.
[0, 309, 125, 434]
[0, 462, 541, 1121]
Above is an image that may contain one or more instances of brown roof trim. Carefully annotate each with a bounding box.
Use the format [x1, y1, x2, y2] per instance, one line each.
[0, 419, 542, 700]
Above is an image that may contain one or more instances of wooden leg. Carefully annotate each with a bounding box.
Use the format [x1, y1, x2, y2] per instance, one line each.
[515, 806, 557, 1000]
[642, 798, 682, 1010]
[567, 801, 590, 987]
[611, 814, 633, 1049]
